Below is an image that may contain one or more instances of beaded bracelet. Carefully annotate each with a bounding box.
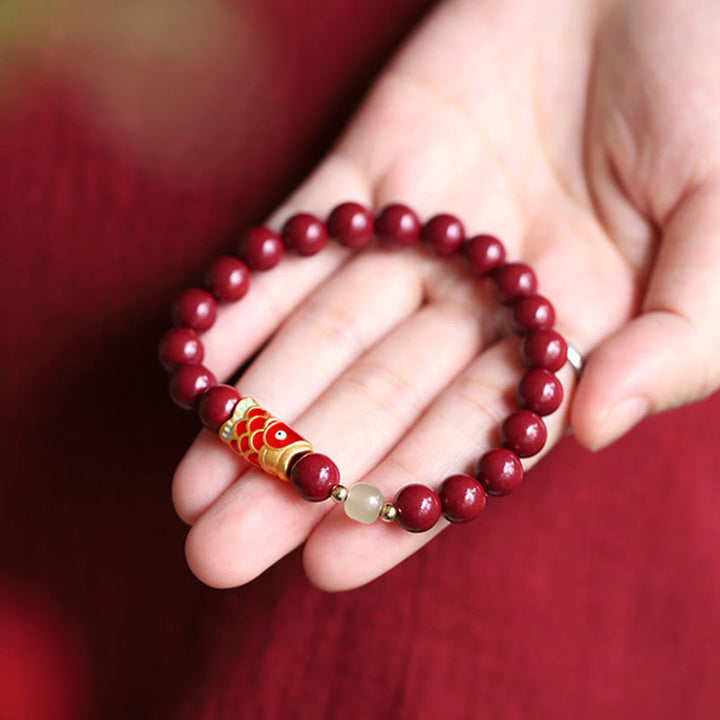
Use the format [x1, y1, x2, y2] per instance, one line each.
[159, 202, 571, 533]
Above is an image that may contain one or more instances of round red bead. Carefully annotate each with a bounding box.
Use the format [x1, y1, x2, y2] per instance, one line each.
[493, 263, 538, 303]
[169, 364, 217, 410]
[517, 368, 564, 416]
[327, 202, 374, 249]
[171, 288, 217, 332]
[290, 453, 340, 502]
[198, 384, 240, 432]
[500, 410, 547, 458]
[205, 256, 250, 302]
[438, 474, 487, 523]
[520, 329, 568, 372]
[158, 327, 203, 371]
[282, 213, 328, 256]
[375, 204, 421, 247]
[476, 448, 524, 496]
[422, 213, 465, 255]
[462, 234, 506, 276]
[239, 226, 284, 270]
[511, 294, 555, 332]
[394, 484, 442, 532]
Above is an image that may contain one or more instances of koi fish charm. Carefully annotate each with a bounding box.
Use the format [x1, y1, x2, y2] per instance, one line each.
[218, 397, 312, 481]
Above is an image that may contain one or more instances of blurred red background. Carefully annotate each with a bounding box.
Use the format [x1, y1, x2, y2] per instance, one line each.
[0, 1, 718, 718]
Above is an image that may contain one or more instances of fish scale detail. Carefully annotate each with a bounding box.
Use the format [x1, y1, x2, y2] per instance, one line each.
[219, 397, 312, 480]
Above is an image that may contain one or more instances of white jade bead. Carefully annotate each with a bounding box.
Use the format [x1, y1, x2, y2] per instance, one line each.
[344, 483, 384, 524]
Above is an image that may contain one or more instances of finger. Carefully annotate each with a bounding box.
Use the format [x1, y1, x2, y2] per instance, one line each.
[339, 77, 527, 257]
[572, 178, 720, 449]
[184, 297, 493, 588]
[173, 248, 430, 524]
[237, 249, 431, 417]
[201, 152, 370, 380]
[303, 338, 575, 592]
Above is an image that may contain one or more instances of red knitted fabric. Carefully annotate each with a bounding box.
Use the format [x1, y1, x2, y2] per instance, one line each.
[1, 2, 718, 718]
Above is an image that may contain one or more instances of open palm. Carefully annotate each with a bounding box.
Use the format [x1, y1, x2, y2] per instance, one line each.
[172, 0, 720, 590]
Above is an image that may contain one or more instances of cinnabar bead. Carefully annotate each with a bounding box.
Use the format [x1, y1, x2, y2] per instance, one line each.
[282, 213, 328, 256]
[239, 226, 284, 270]
[500, 410, 547, 458]
[205, 256, 250, 302]
[511, 294, 555, 332]
[290, 453, 340, 502]
[517, 368, 564, 416]
[169, 364, 217, 410]
[198, 384, 240, 432]
[375, 204, 421, 247]
[462, 234, 506, 276]
[438, 474, 487, 523]
[476, 448, 524, 496]
[520, 329, 568, 372]
[327, 202, 374, 248]
[394, 484, 442, 533]
[422, 213, 465, 255]
[493, 263, 538, 303]
[171, 288, 217, 332]
[158, 327, 203, 371]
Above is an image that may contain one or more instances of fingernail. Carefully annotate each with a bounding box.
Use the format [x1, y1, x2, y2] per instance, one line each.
[593, 396, 648, 450]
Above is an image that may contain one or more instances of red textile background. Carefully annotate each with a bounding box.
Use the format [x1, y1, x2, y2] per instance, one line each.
[1, 1, 718, 718]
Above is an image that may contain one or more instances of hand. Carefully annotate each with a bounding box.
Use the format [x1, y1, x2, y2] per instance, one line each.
[172, 0, 720, 590]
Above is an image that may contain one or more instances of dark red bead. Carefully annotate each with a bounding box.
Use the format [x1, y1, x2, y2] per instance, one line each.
[198, 384, 241, 432]
[393, 484, 442, 533]
[500, 410, 547, 458]
[375, 204, 421, 247]
[438, 474, 487, 523]
[327, 201, 374, 248]
[520, 329, 568, 372]
[511, 294, 555, 332]
[205, 256, 251, 302]
[158, 327, 203, 371]
[239, 226, 284, 270]
[282, 213, 328, 256]
[517, 369, 564, 416]
[290, 453, 340, 502]
[422, 213, 465, 255]
[493, 263, 538, 303]
[476, 448, 524, 496]
[462, 234, 506, 276]
[171, 288, 217, 332]
[169, 364, 217, 410]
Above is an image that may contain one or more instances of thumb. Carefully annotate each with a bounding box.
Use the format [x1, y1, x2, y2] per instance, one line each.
[572, 178, 720, 450]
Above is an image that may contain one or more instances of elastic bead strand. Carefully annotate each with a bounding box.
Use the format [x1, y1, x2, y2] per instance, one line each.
[172, 288, 217, 332]
[331, 485, 349, 503]
[158, 327, 204, 371]
[500, 410, 547, 458]
[394, 484, 442, 533]
[160, 202, 571, 537]
[345, 483, 384, 523]
[375, 204, 421, 247]
[282, 213, 328, 256]
[517, 368, 564, 416]
[327, 202, 374, 249]
[169, 364, 217, 410]
[239, 226, 284, 270]
[462, 234, 506, 276]
[205, 256, 251, 302]
[493, 262, 538, 303]
[422, 213, 465, 256]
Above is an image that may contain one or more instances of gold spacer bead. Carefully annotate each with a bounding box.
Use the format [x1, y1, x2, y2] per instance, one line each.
[331, 485, 349, 503]
[379, 502, 397, 522]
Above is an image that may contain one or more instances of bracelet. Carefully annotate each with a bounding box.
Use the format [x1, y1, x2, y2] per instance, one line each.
[159, 202, 571, 533]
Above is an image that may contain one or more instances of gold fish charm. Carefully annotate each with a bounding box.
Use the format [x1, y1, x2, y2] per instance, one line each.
[219, 397, 312, 481]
